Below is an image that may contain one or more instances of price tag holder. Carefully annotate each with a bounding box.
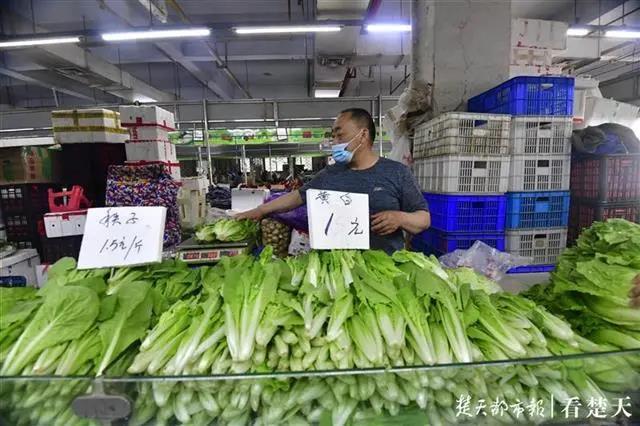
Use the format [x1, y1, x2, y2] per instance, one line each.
[307, 189, 369, 250]
[77, 206, 166, 269]
[72, 394, 131, 421]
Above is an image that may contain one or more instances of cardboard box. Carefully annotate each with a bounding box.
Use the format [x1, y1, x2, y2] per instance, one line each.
[181, 176, 209, 192]
[0, 248, 40, 287]
[0, 146, 60, 184]
[52, 108, 129, 144]
[125, 160, 181, 180]
[120, 105, 176, 130]
[511, 19, 568, 50]
[511, 47, 553, 67]
[44, 210, 87, 238]
[127, 125, 170, 142]
[125, 140, 177, 162]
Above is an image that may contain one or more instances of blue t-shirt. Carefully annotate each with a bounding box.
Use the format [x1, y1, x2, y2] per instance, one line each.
[299, 158, 429, 254]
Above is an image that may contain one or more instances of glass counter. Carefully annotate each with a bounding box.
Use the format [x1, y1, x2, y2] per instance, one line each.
[1, 349, 639, 425]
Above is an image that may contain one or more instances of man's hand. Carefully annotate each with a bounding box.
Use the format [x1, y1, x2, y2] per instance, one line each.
[235, 207, 265, 221]
[629, 274, 640, 308]
[371, 211, 404, 236]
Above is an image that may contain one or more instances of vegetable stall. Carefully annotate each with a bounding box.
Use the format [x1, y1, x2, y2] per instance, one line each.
[1, 219, 639, 425]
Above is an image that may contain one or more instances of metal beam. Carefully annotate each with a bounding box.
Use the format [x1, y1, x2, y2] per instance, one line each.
[96, 0, 234, 99]
[165, 0, 251, 98]
[0, 67, 98, 102]
[1, 6, 175, 102]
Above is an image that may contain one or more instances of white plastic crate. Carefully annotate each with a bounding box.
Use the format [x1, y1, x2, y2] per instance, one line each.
[413, 112, 511, 159]
[413, 155, 510, 194]
[506, 228, 567, 265]
[510, 116, 572, 155]
[509, 154, 570, 192]
[0, 249, 40, 286]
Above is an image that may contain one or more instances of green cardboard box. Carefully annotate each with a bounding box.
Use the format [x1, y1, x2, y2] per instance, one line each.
[0, 147, 60, 184]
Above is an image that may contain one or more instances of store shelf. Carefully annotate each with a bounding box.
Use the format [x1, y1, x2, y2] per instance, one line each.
[2, 349, 638, 425]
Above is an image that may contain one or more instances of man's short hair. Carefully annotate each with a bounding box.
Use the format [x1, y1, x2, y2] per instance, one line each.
[340, 108, 376, 143]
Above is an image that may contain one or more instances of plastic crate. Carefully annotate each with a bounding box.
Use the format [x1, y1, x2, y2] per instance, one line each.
[506, 191, 570, 229]
[507, 264, 555, 274]
[410, 233, 436, 256]
[510, 116, 572, 155]
[423, 193, 507, 232]
[40, 235, 83, 264]
[412, 228, 505, 256]
[506, 228, 567, 265]
[413, 112, 510, 159]
[0, 184, 58, 216]
[4, 214, 44, 243]
[570, 154, 640, 202]
[413, 155, 510, 194]
[568, 200, 640, 244]
[509, 154, 571, 192]
[468, 76, 574, 116]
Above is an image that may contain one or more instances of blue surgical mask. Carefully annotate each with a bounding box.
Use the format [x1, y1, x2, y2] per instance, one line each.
[331, 131, 362, 164]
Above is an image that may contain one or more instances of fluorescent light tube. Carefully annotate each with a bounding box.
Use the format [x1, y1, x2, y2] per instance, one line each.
[235, 26, 341, 35]
[102, 28, 210, 41]
[0, 36, 80, 48]
[314, 89, 341, 98]
[366, 23, 412, 33]
[567, 28, 589, 37]
[605, 29, 640, 38]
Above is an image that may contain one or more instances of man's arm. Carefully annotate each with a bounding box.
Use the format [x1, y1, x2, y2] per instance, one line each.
[235, 190, 304, 221]
[372, 210, 430, 236]
[371, 165, 431, 236]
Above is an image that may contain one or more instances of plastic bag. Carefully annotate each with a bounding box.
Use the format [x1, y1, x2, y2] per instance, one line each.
[438, 241, 532, 281]
[264, 192, 309, 232]
[289, 229, 311, 256]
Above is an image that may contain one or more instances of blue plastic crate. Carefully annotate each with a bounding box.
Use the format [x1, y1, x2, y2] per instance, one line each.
[412, 228, 505, 256]
[0, 276, 27, 287]
[468, 76, 574, 116]
[507, 264, 555, 274]
[424, 193, 507, 232]
[506, 191, 570, 229]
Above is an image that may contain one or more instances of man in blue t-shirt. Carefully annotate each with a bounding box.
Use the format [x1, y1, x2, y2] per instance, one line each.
[237, 108, 430, 254]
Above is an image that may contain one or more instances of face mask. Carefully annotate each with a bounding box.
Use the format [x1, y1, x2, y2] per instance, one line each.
[331, 131, 363, 164]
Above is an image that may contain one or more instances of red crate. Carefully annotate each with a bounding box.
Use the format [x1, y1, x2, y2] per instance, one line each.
[571, 154, 640, 202]
[568, 200, 640, 244]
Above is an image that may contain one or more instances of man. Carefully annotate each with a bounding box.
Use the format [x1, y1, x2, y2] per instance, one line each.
[237, 108, 430, 254]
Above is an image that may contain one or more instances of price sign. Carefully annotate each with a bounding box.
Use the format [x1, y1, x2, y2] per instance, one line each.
[77, 207, 166, 269]
[307, 189, 369, 250]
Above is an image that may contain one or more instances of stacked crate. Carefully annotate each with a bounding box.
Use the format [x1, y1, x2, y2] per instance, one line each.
[411, 113, 511, 255]
[0, 184, 59, 252]
[504, 117, 572, 272]
[469, 76, 575, 273]
[569, 154, 640, 245]
[120, 105, 181, 180]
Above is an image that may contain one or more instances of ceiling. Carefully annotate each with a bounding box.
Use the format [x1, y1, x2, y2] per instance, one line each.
[1, 0, 640, 109]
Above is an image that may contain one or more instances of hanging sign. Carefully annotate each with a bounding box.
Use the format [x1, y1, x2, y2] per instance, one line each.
[77, 206, 166, 269]
[307, 189, 370, 250]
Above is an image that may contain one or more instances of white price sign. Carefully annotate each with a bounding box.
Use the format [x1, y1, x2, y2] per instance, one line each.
[307, 189, 369, 250]
[77, 207, 166, 269]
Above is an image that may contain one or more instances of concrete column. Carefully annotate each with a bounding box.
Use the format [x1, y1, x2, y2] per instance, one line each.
[410, 0, 435, 89]
[412, 0, 512, 113]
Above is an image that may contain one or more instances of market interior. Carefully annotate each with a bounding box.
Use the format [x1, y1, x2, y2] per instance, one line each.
[1, 0, 640, 424]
